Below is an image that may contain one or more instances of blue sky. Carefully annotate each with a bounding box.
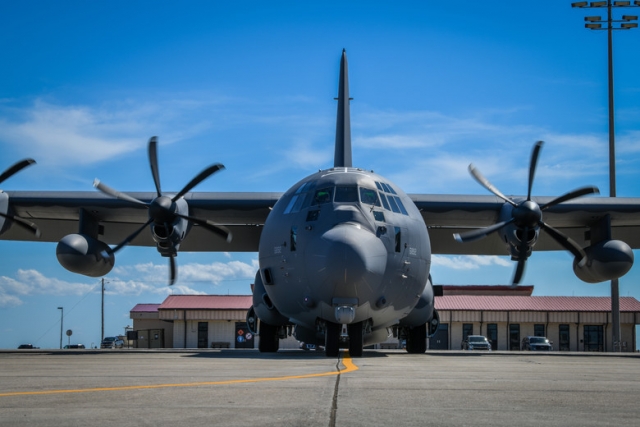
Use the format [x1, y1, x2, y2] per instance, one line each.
[0, 1, 639, 349]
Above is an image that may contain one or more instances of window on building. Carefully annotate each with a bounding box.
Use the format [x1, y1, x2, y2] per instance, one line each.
[583, 325, 604, 352]
[559, 324, 570, 351]
[534, 324, 545, 337]
[197, 322, 208, 349]
[509, 324, 520, 351]
[462, 323, 473, 342]
[487, 323, 498, 351]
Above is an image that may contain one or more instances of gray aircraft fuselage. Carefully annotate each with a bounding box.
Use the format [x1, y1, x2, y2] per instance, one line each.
[258, 166, 432, 341]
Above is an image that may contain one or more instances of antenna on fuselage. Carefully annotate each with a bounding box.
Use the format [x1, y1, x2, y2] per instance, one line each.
[334, 49, 352, 168]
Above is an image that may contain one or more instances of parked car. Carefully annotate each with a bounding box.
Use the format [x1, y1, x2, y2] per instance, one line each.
[63, 344, 86, 349]
[522, 336, 553, 351]
[17, 344, 39, 349]
[461, 335, 492, 351]
[100, 337, 124, 349]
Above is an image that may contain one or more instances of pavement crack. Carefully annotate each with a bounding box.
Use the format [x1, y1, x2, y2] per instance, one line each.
[328, 356, 342, 427]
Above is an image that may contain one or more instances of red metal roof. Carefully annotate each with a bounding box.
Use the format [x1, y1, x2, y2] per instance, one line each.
[442, 285, 534, 296]
[435, 295, 640, 312]
[158, 295, 252, 310]
[130, 303, 161, 313]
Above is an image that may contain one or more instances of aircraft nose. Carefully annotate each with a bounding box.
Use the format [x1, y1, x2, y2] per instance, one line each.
[308, 223, 387, 291]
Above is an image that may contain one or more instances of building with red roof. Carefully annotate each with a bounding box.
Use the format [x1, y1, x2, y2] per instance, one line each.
[130, 287, 640, 352]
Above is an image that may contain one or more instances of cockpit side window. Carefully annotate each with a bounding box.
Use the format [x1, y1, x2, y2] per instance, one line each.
[311, 187, 333, 206]
[359, 187, 381, 206]
[335, 185, 359, 203]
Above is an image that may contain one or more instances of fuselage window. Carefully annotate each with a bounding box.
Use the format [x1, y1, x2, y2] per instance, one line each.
[393, 196, 409, 215]
[290, 226, 297, 251]
[283, 195, 299, 214]
[373, 211, 385, 222]
[359, 187, 381, 206]
[375, 181, 384, 191]
[311, 187, 333, 206]
[380, 182, 392, 193]
[386, 184, 398, 195]
[379, 192, 391, 211]
[335, 185, 359, 203]
[387, 195, 401, 213]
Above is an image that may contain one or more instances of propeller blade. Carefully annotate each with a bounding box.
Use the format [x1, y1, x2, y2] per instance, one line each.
[512, 256, 526, 286]
[539, 221, 587, 265]
[93, 179, 148, 206]
[104, 218, 154, 256]
[148, 137, 162, 198]
[0, 212, 41, 237]
[540, 186, 600, 211]
[527, 141, 543, 201]
[172, 163, 225, 201]
[168, 255, 177, 286]
[454, 218, 515, 243]
[512, 226, 530, 286]
[0, 159, 36, 185]
[468, 164, 517, 207]
[175, 212, 232, 242]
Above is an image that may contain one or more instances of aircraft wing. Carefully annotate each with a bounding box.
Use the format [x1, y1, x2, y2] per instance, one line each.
[3, 191, 640, 256]
[1, 191, 282, 252]
[411, 194, 640, 255]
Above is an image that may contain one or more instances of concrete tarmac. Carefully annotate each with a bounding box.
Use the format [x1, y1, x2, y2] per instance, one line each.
[0, 349, 638, 427]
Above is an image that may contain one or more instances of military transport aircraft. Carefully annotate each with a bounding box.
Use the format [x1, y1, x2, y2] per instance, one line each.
[0, 50, 638, 357]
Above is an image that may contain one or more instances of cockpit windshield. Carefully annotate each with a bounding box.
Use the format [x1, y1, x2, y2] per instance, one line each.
[359, 187, 380, 206]
[334, 186, 359, 202]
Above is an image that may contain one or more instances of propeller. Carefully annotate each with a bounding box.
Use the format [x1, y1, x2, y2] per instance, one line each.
[0, 159, 41, 237]
[453, 141, 598, 285]
[94, 137, 232, 285]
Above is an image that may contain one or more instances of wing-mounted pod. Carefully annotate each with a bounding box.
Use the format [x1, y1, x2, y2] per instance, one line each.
[92, 137, 231, 285]
[56, 209, 115, 277]
[455, 141, 599, 285]
[0, 159, 41, 237]
[573, 215, 634, 283]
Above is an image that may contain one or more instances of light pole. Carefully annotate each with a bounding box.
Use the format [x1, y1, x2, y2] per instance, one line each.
[571, 0, 639, 352]
[57, 306, 63, 350]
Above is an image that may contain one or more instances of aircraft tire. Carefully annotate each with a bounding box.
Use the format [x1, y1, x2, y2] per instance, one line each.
[406, 323, 427, 354]
[325, 322, 341, 357]
[347, 322, 363, 357]
[258, 321, 280, 353]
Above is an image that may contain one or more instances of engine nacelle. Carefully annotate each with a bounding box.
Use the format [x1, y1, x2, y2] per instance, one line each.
[399, 275, 435, 328]
[56, 234, 115, 277]
[252, 270, 288, 326]
[573, 240, 634, 283]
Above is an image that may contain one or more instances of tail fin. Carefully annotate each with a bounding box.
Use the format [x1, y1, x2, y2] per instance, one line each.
[334, 49, 352, 168]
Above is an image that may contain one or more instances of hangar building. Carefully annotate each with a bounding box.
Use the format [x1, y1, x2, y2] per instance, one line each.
[130, 287, 640, 352]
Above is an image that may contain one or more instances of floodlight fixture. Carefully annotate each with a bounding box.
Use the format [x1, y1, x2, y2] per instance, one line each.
[622, 14, 639, 20]
[614, 1, 631, 6]
[572, 1, 588, 6]
[585, 15, 602, 20]
[591, 1, 608, 7]
[621, 22, 639, 27]
[586, 22, 603, 28]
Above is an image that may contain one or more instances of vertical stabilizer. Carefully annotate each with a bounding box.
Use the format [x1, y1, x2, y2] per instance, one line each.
[334, 49, 352, 168]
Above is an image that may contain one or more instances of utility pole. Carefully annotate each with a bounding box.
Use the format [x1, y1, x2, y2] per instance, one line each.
[57, 306, 63, 349]
[571, 0, 639, 352]
[101, 278, 105, 343]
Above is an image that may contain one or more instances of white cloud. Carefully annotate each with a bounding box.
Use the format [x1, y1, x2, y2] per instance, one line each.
[432, 255, 512, 270]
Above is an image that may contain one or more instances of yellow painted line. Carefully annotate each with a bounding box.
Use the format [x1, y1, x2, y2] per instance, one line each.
[0, 353, 359, 398]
